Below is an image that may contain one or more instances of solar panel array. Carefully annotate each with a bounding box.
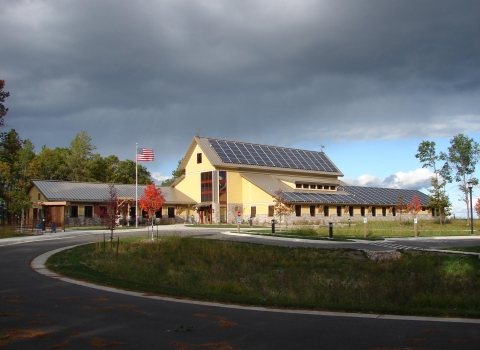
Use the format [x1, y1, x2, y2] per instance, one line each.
[207, 138, 340, 172]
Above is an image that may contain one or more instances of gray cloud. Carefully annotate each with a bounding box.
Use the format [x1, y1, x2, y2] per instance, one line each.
[1, 0, 479, 170]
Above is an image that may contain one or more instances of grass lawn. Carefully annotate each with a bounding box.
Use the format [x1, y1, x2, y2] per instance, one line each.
[245, 219, 480, 239]
[46, 236, 480, 318]
[0, 226, 35, 239]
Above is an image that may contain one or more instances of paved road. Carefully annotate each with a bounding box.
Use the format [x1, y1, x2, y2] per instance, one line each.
[1, 226, 479, 349]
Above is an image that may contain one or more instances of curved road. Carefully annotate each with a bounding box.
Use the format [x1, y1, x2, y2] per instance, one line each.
[1, 227, 479, 349]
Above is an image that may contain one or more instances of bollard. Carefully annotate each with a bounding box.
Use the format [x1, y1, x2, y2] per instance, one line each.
[329, 222, 333, 239]
[271, 219, 275, 234]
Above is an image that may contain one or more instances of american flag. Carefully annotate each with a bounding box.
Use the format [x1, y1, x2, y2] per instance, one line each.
[137, 148, 154, 162]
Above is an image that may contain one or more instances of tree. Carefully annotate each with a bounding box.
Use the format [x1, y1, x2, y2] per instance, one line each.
[407, 195, 422, 219]
[415, 140, 451, 225]
[0, 79, 10, 130]
[475, 198, 480, 219]
[445, 134, 480, 225]
[65, 131, 96, 182]
[29, 146, 70, 181]
[395, 196, 407, 223]
[161, 159, 184, 186]
[96, 184, 122, 250]
[273, 189, 293, 231]
[116, 159, 152, 184]
[427, 176, 452, 223]
[139, 184, 165, 239]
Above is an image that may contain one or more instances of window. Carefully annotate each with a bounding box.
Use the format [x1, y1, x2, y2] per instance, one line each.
[303, 184, 309, 189]
[168, 207, 175, 218]
[219, 171, 227, 204]
[310, 185, 316, 189]
[360, 207, 365, 217]
[310, 205, 315, 217]
[70, 205, 78, 218]
[197, 153, 202, 164]
[201, 171, 213, 202]
[295, 205, 301, 217]
[372, 207, 376, 217]
[324, 206, 329, 216]
[37, 193, 41, 200]
[84, 206, 93, 218]
[336, 206, 342, 217]
[296, 184, 302, 189]
[392, 207, 396, 216]
[268, 205, 274, 217]
[382, 207, 387, 216]
[349, 206, 354, 217]
[155, 209, 162, 218]
[317, 185, 323, 189]
[330, 186, 336, 190]
[250, 206, 256, 218]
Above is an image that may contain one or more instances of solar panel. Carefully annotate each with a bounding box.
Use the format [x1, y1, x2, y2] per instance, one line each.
[339, 186, 430, 206]
[207, 138, 340, 173]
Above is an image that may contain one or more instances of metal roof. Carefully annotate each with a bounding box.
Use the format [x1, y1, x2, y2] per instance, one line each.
[240, 174, 429, 205]
[32, 180, 196, 205]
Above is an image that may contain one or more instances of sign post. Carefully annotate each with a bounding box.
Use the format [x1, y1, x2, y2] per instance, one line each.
[414, 217, 418, 237]
[237, 211, 241, 233]
[363, 217, 367, 238]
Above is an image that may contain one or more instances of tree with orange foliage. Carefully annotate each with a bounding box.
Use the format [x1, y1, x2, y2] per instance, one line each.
[139, 184, 165, 239]
[407, 195, 422, 219]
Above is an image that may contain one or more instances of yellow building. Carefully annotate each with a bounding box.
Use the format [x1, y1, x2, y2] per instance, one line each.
[173, 136, 431, 224]
[29, 136, 431, 228]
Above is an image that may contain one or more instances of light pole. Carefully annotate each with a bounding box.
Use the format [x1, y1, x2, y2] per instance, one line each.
[468, 180, 474, 236]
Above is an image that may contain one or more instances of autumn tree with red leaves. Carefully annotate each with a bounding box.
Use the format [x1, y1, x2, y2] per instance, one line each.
[407, 195, 422, 219]
[139, 184, 165, 239]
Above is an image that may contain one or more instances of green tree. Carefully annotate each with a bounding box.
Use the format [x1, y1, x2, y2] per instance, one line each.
[0, 130, 33, 225]
[415, 140, 451, 224]
[445, 134, 480, 225]
[65, 131, 96, 182]
[30, 146, 70, 181]
[0, 79, 10, 130]
[161, 159, 184, 186]
[116, 159, 152, 184]
[88, 154, 121, 183]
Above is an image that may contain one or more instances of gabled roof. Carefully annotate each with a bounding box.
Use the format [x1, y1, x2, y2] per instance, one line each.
[240, 173, 429, 206]
[179, 136, 344, 176]
[32, 180, 196, 205]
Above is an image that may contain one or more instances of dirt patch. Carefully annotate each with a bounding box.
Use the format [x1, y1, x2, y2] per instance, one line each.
[365, 250, 402, 261]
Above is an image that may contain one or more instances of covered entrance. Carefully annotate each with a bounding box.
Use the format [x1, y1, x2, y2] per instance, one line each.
[197, 204, 212, 224]
[41, 201, 67, 232]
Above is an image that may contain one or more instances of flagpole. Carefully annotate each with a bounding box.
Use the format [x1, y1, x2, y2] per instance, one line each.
[135, 143, 138, 228]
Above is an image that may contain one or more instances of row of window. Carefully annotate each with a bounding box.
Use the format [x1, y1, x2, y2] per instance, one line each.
[66, 205, 175, 218]
[249, 205, 400, 218]
[295, 184, 336, 190]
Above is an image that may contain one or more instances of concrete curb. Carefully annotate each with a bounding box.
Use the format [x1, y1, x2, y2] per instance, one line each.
[31, 243, 480, 324]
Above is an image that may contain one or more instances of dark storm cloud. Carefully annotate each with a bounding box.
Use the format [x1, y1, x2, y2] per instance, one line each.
[1, 0, 479, 164]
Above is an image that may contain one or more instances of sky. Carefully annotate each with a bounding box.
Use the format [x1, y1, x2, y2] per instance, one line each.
[1, 0, 479, 217]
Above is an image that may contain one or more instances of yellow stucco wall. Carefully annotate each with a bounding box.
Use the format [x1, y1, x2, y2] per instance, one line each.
[242, 177, 274, 205]
[175, 172, 201, 202]
[227, 171, 243, 203]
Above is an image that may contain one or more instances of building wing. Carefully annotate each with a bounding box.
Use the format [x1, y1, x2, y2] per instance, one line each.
[32, 180, 196, 205]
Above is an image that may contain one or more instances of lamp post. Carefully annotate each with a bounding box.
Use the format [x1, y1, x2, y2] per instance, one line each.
[468, 180, 474, 236]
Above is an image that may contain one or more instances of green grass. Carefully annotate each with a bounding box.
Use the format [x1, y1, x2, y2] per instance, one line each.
[0, 226, 35, 239]
[252, 219, 480, 239]
[46, 236, 480, 318]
